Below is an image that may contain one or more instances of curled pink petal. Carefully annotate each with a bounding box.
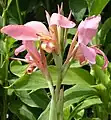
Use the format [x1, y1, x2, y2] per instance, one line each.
[79, 43, 96, 64]
[25, 21, 49, 36]
[1, 25, 37, 40]
[50, 13, 76, 28]
[78, 15, 101, 45]
[15, 45, 26, 56]
[91, 47, 109, 69]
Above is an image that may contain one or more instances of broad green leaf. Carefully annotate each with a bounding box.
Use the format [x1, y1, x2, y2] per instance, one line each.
[5, 37, 15, 54]
[69, 0, 87, 21]
[9, 99, 36, 120]
[99, 17, 111, 44]
[90, 0, 110, 15]
[69, 96, 102, 120]
[15, 89, 49, 109]
[10, 60, 28, 77]
[38, 103, 50, 120]
[64, 84, 97, 108]
[76, 96, 102, 112]
[7, 66, 94, 90]
[92, 65, 110, 86]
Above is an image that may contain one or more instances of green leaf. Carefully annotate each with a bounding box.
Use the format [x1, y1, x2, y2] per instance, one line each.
[38, 103, 50, 120]
[76, 96, 102, 112]
[90, 0, 110, 15]
[10, 60, 28, 77]
[7, 0, 13, 9]
[64, 84, 97, 108]
[92, 65, 110, 86]
[74, 109, 84, 120]
[7, 66, 94, 90]
[9, 98, 37, 120]
[68, 96, 102, 120]
[99, 17, 111, 44]
[63, 106, 71, 120]
[69, 0, 87, 21]
[68, 28, 77, 35]
[15, 89, 49, 109]
[5, 37, 15, 54]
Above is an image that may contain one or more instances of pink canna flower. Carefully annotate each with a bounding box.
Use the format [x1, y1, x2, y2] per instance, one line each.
[1, 12, 75, 74]
[1, 13, 75, 53]
[67, 15, 108, 69]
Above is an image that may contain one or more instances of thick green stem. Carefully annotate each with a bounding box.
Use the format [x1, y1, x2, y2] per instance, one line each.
[45, 72, 57, 120]
[16, 0, 22, 24]
[57, 89, 64, 120]
[55, 68, 63, 101]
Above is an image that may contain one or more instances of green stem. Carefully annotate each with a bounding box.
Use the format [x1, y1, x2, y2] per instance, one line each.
[45, 72, 57, 120]
[55, 68, 63, 101]
[57, 89, 64, 120]
[1, 57, 8, 120]
[1, 7, 8, 119]
[16, 0, 22, 24]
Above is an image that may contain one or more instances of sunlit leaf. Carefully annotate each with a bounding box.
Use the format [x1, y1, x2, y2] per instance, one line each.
[64, 84, 97, 108]
[7, 66, 94, 90]
[90, 0, 110, 15]
[15, 89, 49, 109]
[10, 60, 28, 77]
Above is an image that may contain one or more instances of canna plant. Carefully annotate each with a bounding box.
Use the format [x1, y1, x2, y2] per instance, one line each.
[1, 1, 111, 120]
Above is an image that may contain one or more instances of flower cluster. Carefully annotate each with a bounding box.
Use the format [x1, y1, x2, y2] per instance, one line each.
[1, 10, 108, 75]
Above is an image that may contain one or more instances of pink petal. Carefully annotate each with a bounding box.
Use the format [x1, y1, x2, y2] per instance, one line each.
[25, 53, 33, 62]
[75, 47, 86, 64]
[15, 45, 26, 56]
[78, 15, 101, 45]
[1, 25, 37, 40]
[24, 41, 44, 71]
[50, 13, 76, 28]
[79, 43, 96, 64]
[45, 11, 50, 25]
[92, 47, 109, 69]
[25, 21, 49, 36]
